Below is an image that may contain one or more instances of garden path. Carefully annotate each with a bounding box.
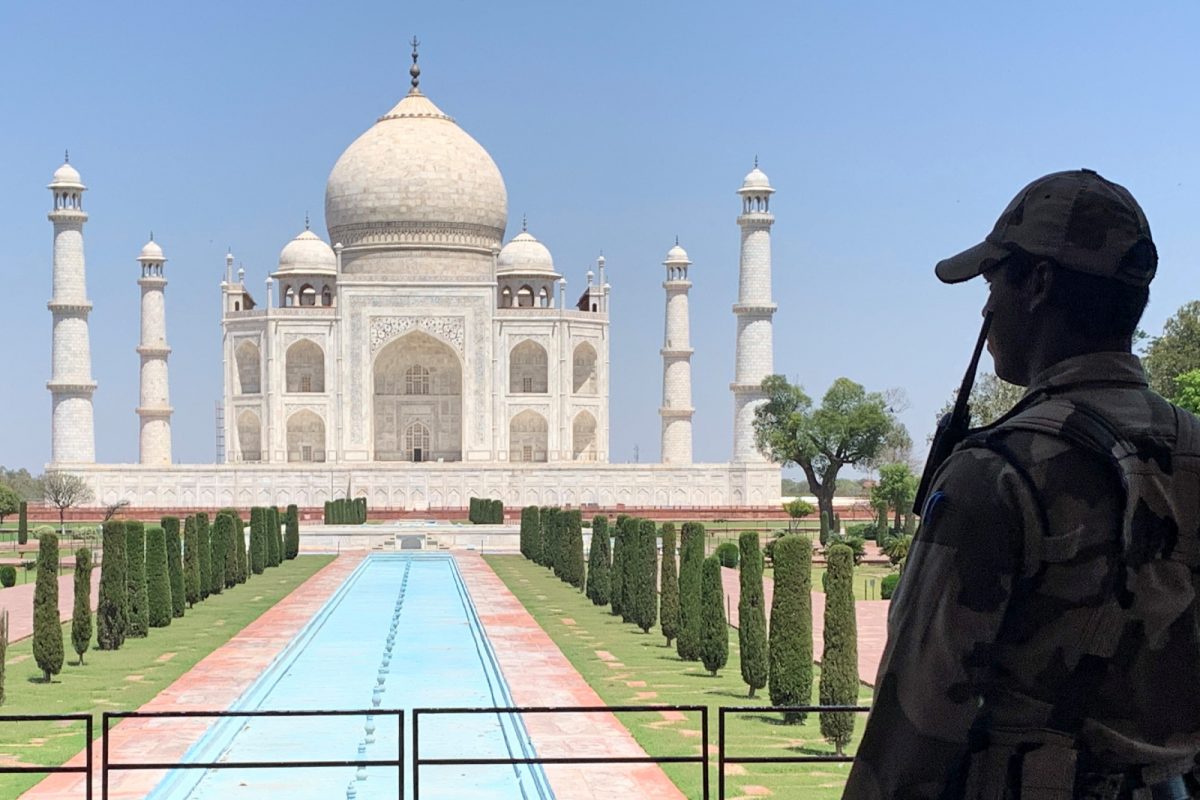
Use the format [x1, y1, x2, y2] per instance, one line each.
[0, 570, 100, 642]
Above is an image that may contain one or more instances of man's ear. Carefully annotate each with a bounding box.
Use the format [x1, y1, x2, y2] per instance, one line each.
[1026, 261, 1056, 312]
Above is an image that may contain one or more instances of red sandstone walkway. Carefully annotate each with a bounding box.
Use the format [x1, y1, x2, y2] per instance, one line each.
[0, 570, 100, 642]
[21, 554, 364, 800]
[456, 551, 686, 799]
[720, 566, 889, 686]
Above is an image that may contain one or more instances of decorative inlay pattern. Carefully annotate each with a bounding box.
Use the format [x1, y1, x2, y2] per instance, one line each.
[369, 316, 465, 356]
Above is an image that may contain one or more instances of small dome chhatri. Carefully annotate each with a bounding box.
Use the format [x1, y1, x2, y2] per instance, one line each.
[278, 228, 337, 275]
[666, 243, 691, 265]
[497, 229, 556, 275]
[139, 237, 164, 262]
[50, 153, 84, 189]
[740, 165, 773, 193]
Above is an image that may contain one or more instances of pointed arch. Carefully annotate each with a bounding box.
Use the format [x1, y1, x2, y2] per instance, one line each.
[509, 410, 548, 462]
[285, 339, 325, 393]
[235, 340, 261, 395]
[286, 409, 326, 462]
[237, 409, 261, 462]
[373, 330, 462, 462]
[510, 340, 548, 394]
[572, 342, 598, 394]
[572, 410, 597, 461]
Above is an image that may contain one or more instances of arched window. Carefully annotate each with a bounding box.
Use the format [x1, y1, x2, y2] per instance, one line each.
[500, 287, 513, 308]
[285, 339, 325, 393]
[321, 285, 333, 306]
[405, 421, 431, 462]
[235, 340, 261, 394]
[284, 286, 296, 307]
[509, 410, 548, 463]
[516, 285, 534, 308]
[538, 287, 550, 308]
[509, 340, 548, 394]
[573, 342, 598, 394]
[405, 365, 430, 395]
[299, 284, 317, 306]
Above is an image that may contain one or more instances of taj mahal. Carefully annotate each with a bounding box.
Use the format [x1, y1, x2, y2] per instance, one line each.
[44, 50, 782, 511]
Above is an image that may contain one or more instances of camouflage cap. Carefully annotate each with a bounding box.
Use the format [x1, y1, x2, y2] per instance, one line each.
[935, 169, 1157, 287]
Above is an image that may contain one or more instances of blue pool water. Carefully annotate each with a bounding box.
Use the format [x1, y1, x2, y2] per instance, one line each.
[148, 554, 554, 799]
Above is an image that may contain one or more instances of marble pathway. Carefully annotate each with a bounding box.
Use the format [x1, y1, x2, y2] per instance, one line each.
[0, 569, 101, 642]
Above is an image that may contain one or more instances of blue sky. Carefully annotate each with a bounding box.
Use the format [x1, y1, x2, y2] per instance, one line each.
[2, 1, 1197, 474]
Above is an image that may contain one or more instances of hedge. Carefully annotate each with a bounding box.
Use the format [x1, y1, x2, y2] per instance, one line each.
[738, 531, 768, 698]
[285, 505, 300, 560]
[249, 507, 266, 575]
[715, 541, 740, 568]
[542, 507, 561, 576]
[72, 548, 93, 664]
[220, 512, 240, 588]
[196, 513, 212, 600]
[585, 515, 611, 606]
[631, 519, 658, 634]
[17, 501, 27, 545]
[164, 518, 185, 618]
[208, 515, 225, 596]
[676, 522, 705, 661]
[769, 535, 814, 723]
[96, 520, 128, 650]
[468, 497, 503, 524]
[33, 532, 64, 682]
[125, 522, 149, 638]
[819, 544, 859, 755]
[0, 566, 14, 588]
[183, 515, 200, 607]
[881, 572, 900, 600]
[699, 556, 728, 676]
[265, 506, 280, 568]
[145, 527, 172, 628]
[519, 506, 536, 560]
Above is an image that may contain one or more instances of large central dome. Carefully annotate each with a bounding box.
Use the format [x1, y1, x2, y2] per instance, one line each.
[325, 88, 508, 255]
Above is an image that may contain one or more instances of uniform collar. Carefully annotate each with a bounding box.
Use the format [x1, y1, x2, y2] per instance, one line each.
[1024, 351, 1148, 395]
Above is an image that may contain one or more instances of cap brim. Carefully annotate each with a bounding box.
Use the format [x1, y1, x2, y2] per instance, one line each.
[934, 239, 1009, 284]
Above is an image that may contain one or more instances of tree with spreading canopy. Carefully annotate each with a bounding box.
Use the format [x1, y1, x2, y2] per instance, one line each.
[1173, 369, 1200, 416]
[1144, 300, 1200, 399]
[754, 376, 902, 544]
[872, 462, 919, 532]
[42, 471, 94, 535]
[0, 484, 20, 524]
[935, 371, 1025, 430]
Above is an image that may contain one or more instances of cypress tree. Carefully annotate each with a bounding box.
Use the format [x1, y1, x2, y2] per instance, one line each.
[0, 609, 7, 704]
[96, 520, 127, 650]
[585, 515, 611, 606]
[323, 500, 332, 524]
[738, 531, 769, 698]
[196, 513, 212, 600]
[676, 522, 705, 661]
[182, 515, 200, 607]
[542, 507, 560, 575]
[145, 527, 172, 628]
[164, 518, 185, 618]
[276, 507, 286, 561]
[563, 510, 586, 590]
[208, 515, 226, 595]
[250, 507, 266, 574]
[222, 513, 239, 588]
[632, 519, 658, 633]
[285, 504, 300, 560]
[621, 517, 643, 623]
[609, 515, 628, 617]
[769, 535, 814, 724]
[17, 500, 28, 545]
[526, 506, 543, 565]
[820, 544, 859, 756]
[71, 547, 93, 664]
[125, 522, 149, 638]
[222, 508, 246, 583]
[33, 532, 64, 682]
[659, 522, 680, 646]
[519, 506, 532, 559]
[266, 507, 281, 568]
[699, 556, 729, 676]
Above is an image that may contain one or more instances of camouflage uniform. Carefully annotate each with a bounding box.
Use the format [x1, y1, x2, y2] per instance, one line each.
[844, 351, 1200, 799]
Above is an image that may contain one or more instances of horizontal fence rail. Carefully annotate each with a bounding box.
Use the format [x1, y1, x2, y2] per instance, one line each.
[718, 704, 872, 799]
[100, 708, 404, 800]
[0, 714, 93, 799]
[412, 705, 710, 799]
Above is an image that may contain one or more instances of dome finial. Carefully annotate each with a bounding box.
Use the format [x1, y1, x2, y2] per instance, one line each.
[409, 36, 421, 91]
[754, 154, 758, 168]
[64, 149, 70, 164]
[675, 234, 679, 246]
[522, 213, 527, 232]
[149, 230, 154, 242]
[305, 211, 310, 231]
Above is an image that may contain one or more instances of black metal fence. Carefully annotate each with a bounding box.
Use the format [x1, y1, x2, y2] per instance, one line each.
[412, 704, 710, 799]
[0, 714, 93, 799]
[100, 708, 404, 800]
[717, 704, 872, 799]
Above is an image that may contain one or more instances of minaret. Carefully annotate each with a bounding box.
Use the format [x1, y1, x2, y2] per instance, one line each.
[731, 161, 777, 462]
[136, 237, 173, 464]
[660, 240, 694, 464]
[47, 155, 97, 464]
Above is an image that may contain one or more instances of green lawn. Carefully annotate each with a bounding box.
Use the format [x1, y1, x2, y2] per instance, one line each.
[485, 555, 872, 800]
[0, 555, 334, 796]
[762, 562, 895, 602]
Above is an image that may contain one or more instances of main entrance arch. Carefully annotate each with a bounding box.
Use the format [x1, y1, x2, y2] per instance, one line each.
[373, 331, 462, 462]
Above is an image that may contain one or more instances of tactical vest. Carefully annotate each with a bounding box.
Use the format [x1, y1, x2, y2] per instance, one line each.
[959, 396, 1200, 800]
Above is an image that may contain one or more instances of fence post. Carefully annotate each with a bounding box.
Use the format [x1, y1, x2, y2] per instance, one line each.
[86, 715, 94, 800]
[701, 706, 711, 800]
[411, 710, 420, 800]
[101, 713, 110, 800]
[717, 709, 725, 800]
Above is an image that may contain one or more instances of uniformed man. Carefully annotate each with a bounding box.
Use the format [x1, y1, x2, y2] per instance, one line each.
[844, 170, 1200, 799]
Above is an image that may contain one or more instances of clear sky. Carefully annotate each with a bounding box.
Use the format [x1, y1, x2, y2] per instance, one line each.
[1, 1, 1197, 474]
